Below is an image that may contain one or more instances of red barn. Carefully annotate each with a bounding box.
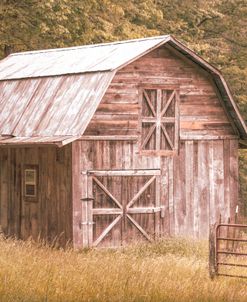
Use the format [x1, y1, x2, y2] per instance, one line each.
[0, 36, 246, 248]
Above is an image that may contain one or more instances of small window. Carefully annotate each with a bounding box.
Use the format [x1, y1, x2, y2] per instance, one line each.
[24, 166, 38, 201]
[139, 86, 179, 155]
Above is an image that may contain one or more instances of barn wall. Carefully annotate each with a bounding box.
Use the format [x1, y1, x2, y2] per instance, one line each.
[71, 140, 160, 248]
[84, 45, 236, 138]
[76, 43, 239, 247]
[0, 145, 72, 246]
[171, 139, 238, 237]
[72, 139, 238, 246]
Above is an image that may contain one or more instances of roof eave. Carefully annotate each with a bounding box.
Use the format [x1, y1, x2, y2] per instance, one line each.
[0, 135, 81, 147]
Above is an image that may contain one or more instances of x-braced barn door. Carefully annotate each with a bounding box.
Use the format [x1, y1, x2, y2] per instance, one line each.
[82, 170, 163, 247]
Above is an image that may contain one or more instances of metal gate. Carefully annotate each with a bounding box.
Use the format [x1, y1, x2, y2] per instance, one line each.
[209, 222, 247, 279]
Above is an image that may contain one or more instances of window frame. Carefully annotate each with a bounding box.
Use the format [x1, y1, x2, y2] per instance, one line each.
[138, 84, 180, 156]
[23, 165, 39, 202]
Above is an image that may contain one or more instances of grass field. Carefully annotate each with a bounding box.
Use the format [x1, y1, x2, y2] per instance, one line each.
[0, 236, 246, 302]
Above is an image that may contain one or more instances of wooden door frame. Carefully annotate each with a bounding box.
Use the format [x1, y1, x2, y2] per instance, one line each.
[138, 86, 180, 156]
[82, 169, 162, 247]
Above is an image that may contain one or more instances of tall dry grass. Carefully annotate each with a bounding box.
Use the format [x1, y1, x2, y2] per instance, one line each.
[0, 236, 246, 302]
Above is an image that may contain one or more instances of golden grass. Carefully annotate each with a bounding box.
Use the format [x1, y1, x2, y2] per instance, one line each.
[0, 236, 246, 302]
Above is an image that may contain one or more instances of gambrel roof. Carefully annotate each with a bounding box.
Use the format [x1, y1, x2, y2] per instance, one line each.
[0, 35, 246, 146]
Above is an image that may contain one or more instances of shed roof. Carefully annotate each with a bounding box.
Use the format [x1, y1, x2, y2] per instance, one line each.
[0, 72, 114, 138]
[0, 35, 246, 146]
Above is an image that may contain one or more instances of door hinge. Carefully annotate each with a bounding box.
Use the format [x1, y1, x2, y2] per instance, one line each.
[160, 206, 166, 218]
[81, 197, 94, 202]
[80, 221, 95, 228]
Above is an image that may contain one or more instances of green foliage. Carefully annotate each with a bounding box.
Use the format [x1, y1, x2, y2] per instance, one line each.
[0, 0, 245, 109]
[0, 0, 246, 205]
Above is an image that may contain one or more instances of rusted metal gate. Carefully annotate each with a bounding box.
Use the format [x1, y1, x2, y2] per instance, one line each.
[209, 221, 247, 279]
[81, 169, 164, 248]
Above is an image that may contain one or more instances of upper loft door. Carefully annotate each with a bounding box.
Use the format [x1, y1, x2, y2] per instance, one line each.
[82, 169, 163, 248]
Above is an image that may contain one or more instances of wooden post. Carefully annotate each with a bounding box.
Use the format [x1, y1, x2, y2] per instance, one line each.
[233, 205, 239, 251]
[81, 197, 94, 248]
[87, 176, 93, 247]
[234, 205, 239, 224]
[226, 217, 230, 251]
[81, 196, 89, 248]
[155, 175, 161, 239]
[209, 223, 217, 279]
[80, 174, 93, 248]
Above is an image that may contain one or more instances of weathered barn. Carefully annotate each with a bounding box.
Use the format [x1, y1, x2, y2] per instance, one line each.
[0, 35, 246, 248]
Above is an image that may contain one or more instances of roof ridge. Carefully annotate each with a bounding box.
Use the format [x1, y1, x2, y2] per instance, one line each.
[10, 35, 170, 57]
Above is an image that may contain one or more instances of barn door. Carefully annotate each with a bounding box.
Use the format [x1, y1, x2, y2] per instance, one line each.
[83, 170, 162, 247]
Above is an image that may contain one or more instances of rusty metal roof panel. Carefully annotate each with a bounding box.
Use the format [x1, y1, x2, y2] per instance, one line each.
[0, 36, 170, 80]
[0, 71, 115, 138]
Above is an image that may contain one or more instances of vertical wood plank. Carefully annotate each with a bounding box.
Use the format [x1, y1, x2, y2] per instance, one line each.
[209, 141, 224, 225]
[209, 141, 215, 225]
[156, 89, 161, 151]
[72, 141, 84, 248]
[155, 175, 161, 239]
[87, 175, 93, 247]
[174, 142, 185, 235]
[138, 88, 143, 153]
[0, 148, 9, 234]
[168, 156, 175, 235]
[229, 139, 239, 219]
[223, 140, 231, 221]
[185, 141, 194, 236]
[81, 175, 88, 248]
[198, 141, 210, 238]
[160, 156, 169, 236]
[193, 141, 199, 238]
[174, 90, 180, 152]
[214, 141, 224, 223]
[76, 140, 93, 248]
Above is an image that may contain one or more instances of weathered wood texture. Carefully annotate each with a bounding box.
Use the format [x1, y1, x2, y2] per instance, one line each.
[139, 88, 179, 155]
[72, 139, 238, 247]
[72, 140, 161, 247]
[172, 140, 238, 238]
[0, 146, 72, 246]
[84, 46, 237, 139]
[90, 174, 159, 247]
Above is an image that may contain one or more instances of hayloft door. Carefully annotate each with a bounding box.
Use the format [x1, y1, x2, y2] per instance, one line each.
[84, 170, 162, 247]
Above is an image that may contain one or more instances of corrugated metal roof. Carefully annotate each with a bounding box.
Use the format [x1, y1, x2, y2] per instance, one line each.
[0, 35, 170, 80]
[0, 35, 246, 146]
[0, 72, 115, 138]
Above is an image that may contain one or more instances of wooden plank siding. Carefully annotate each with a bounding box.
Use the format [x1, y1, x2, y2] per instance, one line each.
[72, 139, 238, 244]
[84, 46, 237, 139]
[172, 140, 238, 237]
[0, 145, 72, 246]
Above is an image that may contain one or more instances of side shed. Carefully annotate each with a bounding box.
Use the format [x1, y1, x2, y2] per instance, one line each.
[0, 35, 246, 248]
